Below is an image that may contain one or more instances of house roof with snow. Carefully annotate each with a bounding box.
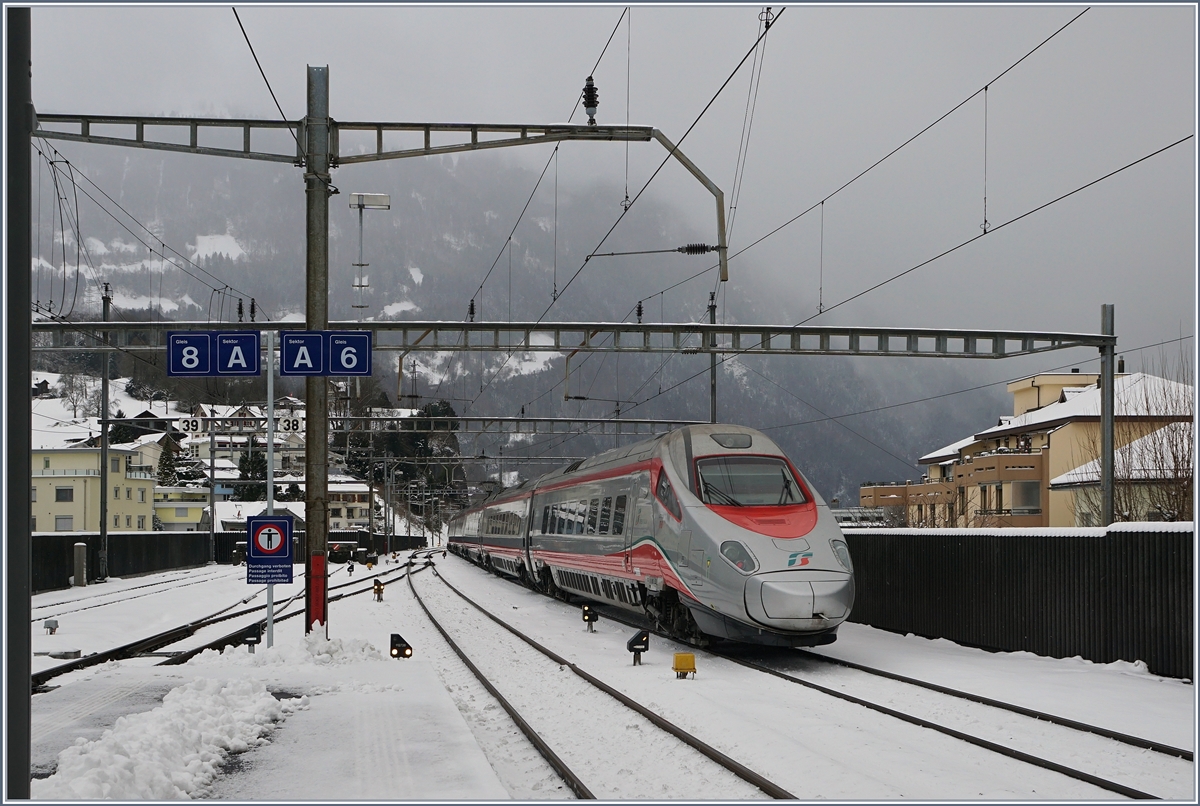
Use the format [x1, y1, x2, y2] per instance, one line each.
[1050, 421, 1194, 488]
[973, 373, 1192, 441]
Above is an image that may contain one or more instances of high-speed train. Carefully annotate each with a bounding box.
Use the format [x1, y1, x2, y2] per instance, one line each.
[447, 424, 855, 647]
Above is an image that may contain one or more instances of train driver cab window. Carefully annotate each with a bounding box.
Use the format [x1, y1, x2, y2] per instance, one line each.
[655, 472, 683, 521]
[696, 456, 807, 507]
[612, 495, 628, 535]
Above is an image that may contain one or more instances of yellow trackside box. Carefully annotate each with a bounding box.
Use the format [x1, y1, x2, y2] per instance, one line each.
[672, 653, 697, 679]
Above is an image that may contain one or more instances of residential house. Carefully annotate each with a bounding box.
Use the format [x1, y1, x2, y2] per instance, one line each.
[860, 371, 1193, 527]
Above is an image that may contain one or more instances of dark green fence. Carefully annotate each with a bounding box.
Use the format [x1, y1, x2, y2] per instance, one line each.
[33, 530, 430, 593]
[842, 524, 1193, 679]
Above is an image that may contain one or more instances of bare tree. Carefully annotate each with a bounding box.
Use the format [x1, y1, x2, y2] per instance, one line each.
[1071, 346, 1193, 523]
[57, 371, 92, 418]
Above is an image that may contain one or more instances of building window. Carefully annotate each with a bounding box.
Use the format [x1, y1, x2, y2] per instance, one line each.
[138, 488, 146, 503]
[114, 486, 120, 500]
[176, 507, 189, 518]
[126, 487, 132, 500]
[114, 514, 120, 527]
[916, 504, 924, 524]
[31, 516, 36, 531]
[54, 515, 73, 531]
[1012, 481, 1041, 514]
[31, 487, 36, 502]
[43, 457, 50, 469]
[111, 458, 120, 473]
[948, 500, 956, 524]
[137, 515, 146, 529]
[125, 515, 131, 528]
[55, 487, 74, 503]
[330, 508, 342, 518]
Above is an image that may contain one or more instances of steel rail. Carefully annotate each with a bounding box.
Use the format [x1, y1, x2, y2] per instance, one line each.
[159, 562, 424, 666]
[406, 560, 595, 800]
[424, 563, 797, 799]
[30, 568, 228, 621]
[788, 649, 1193, 762]
[454, 562, 1162, 800]
[717, 652, 1160, 799]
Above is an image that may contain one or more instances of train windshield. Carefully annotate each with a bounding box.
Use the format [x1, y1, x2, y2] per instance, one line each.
[696, 456, 807, 507]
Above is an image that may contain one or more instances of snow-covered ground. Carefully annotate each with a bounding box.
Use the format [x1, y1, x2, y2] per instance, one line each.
[27, 555, 1195, 800]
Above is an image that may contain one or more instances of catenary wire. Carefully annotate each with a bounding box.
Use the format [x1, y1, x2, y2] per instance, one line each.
[472, 10, 787, 409]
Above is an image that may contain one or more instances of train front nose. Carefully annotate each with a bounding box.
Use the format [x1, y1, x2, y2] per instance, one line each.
[744, 570, 855, 628]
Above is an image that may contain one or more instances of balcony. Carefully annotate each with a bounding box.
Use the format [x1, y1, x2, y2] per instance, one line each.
[125, 470, 156, 480]
[33, 468, 98, 477]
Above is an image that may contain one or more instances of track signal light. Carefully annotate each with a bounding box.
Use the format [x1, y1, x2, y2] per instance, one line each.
[581, 604, 599, 632]
[582, 76, 599, 126]
[390, 633, 413, 659]
[627, 629, 649, 666]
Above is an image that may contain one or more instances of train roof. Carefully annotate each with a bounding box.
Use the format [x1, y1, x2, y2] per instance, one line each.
[457, 424, 780, 517]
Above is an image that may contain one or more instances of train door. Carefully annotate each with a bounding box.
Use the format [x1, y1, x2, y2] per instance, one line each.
[630, 473, 652, 570]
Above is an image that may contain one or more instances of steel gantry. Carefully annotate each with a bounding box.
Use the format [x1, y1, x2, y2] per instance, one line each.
[32, 67, 736, 636]
[34, 318, 1116, 359]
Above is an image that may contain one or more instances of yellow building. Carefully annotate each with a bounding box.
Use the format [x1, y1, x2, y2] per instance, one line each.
[860, 371, 1192, 527]
[32, 446, 156, 533]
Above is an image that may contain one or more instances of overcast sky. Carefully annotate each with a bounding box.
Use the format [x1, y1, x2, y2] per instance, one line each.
[27, 4, 1196, 369]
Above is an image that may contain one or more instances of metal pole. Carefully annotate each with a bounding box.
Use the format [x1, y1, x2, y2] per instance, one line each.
[265, 330, 275, 647]
[304, 65, 331, 634]
[709, 292, 717, 424]
[7, 7, 33, 798]
[1100, 304, 1115, 526]
[98, 286, 110, 579]
[208, 427, 216, 564]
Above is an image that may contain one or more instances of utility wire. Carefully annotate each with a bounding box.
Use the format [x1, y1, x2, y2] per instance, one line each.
[33, 142, 274, 320]
[634, 6, 1095, 305]
[616, 133, 1195, 415]
[232, 7, 300, 151]
[473, 9, 786, 409]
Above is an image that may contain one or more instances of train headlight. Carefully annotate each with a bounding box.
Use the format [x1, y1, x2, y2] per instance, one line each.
[830, 539, 854, 573]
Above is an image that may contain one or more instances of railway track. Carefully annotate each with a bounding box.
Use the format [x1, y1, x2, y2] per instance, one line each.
[451, 553, 1183, 800]
[30, 566, 231, 621]
[408, 559, 795, 800]
[30, 560, 420, 688]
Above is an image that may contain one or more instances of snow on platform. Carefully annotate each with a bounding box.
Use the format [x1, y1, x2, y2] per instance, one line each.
[31, 630, 509, 800]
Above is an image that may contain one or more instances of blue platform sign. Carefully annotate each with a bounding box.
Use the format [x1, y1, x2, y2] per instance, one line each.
[279, 331, 325, 376]
[215, 332, 260, 376]
[167, 331, 261, 377]
[247, 514, 294, 584]
[167, 332, 211, 376]
[328, 331, 372, 376]
[279, 330, 372, 376]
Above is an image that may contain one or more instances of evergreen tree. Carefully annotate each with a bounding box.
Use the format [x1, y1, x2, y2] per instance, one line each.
[234, 449, 268, 501]
[156, 439, 180, 487]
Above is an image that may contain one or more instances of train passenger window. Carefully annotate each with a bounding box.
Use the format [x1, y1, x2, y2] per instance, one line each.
[556, 505, 567, 535]
[612, 495, 627, 535]
[598, 497, 612, 533]
[576, 501, 587, 534]
[587, 499, 599, 534]
[655, 472, 683, 521]
[542, 506, 550, 535]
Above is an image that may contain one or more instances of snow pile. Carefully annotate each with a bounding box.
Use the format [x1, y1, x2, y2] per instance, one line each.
[32, 678, 305, 800]
[190, 632, 385, 668]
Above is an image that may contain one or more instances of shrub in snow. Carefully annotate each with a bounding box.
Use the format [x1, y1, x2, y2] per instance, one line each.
[31, 678, 306, 800]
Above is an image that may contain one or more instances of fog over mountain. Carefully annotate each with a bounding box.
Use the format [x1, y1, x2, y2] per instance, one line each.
[33, 143, 1022, 501]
